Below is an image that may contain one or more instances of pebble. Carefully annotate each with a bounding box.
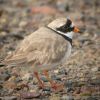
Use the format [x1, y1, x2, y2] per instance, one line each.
[64, 80, 73, 88]
[64, 81, 74, 92]
[56, 0, 70, 12]
[0, 0, 4, 3]
[61, 95, 74, 100]
[21, 92, 40, 99]
[86, 96, 98, 100]
[90, 79, 100, 85]
[58, 69, 67, 75]
[31, 6, 57, 15]
[0, 63, 5, 67]
[42, 90, 51, 96]
[40, 87, 51, 96]
[43, 87, 51, 92]
[19, 21, 27, 27]
[49, 94, 61, 100]
[14, 77, 22, 83]
[98, 67, 100, 71]
[0, 96, 17, 100]
[51, 75, 61, 81]
[91, 67, 99, 72]
[0, 73, 10, 81]
[41, 76, 48, 82]
[22, 73, 32, 81]
[54, 69, 59, 74]
[81, 96, 98, 100]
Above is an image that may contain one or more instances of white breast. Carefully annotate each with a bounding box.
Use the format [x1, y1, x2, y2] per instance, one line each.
[61, 42, 72, 64]
[33, 42, 72, 71]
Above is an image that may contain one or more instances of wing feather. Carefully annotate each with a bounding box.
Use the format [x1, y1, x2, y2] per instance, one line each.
[4, 27, 69, 66]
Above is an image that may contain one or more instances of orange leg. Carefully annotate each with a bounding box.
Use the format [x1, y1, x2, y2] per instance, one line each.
[34, 71, 45, 88]
[43, 70, 63, 91]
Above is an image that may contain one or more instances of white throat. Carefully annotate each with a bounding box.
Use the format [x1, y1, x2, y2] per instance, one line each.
[56, 30, 74, 39]
[65, 31, 74, 39]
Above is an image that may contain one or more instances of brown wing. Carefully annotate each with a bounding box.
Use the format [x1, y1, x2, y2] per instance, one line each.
[4, 27, 69, 66]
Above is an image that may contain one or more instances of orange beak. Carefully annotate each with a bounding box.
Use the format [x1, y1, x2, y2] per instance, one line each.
[74, 27, 80, 33]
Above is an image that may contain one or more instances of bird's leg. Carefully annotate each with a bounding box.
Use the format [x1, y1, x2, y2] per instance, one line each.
[34, 71, 45, 88]
[43, 70, 63, 91]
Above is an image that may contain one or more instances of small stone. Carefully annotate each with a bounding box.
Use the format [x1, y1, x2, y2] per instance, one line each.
[31, 6, 57, 15]
[54, 69, 59, 74]
[49, 94, 60, 100]
[22, 73, 31, 81]
[40, 87, 51, 96]
[43, 87, 51, 91]
[0, 0, 4, 3]
[98, 67, 100, 71]
[61, 95, 74, 100]
[91, 67, 98, 72]
[74, 87, 81, 94]
[64, 80, 72, 88]
[0, 73, 10, 81]
[14, 77, 22, 83]
[0, 31, 7, 36]
[64, 81, 74, 92]
[90, 79, 100, 85]
[1, 96, 17, 100]
[19, 21, 27, 27]
[86, 96, 98, 100]
[80, 92, 91, 97]
[0, 63, 5, 67]
[33, 78, 38, 85]
[51, 75, 61, 81]
[42, 90, 51, 96]
[58, 69, 67, 75]
[41, 76, 48, 82]
[21, 92, 40, 99]
[67, 87, 74, 92]
[3, 81, 17, 90]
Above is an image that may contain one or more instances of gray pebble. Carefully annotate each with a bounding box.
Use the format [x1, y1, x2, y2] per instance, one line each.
[41, 76, 48, 82]
[59, 69, 67, 75]
[86, 96, 98, 100]
[0, 73, 10, 81]
[21, 92, 40, 99]
[61, 95, 74, 100]
[51, 75, 61, 81]
[0, 63, 5, 67]
[14, 77, 22, 83]
[81, 96, 98, 100]
[97, 67, 100, 71]
[0, 96, 17, 100]
[64, 80, 73, 88]
[43, 87, 51, 91]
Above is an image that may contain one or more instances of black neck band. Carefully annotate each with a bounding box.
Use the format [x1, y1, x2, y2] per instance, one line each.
[46, 26, 72, 45]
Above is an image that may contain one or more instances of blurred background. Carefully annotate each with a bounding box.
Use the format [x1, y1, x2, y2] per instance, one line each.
[0, 0, 100, 99]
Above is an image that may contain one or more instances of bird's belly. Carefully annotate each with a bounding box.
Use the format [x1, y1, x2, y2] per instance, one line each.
[33, 43, 72, 71]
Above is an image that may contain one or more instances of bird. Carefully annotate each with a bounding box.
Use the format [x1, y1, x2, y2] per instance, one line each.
[3, 18, 81, 91]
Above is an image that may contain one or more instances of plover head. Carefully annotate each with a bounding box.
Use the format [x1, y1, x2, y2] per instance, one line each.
[48, 18, 81, 39]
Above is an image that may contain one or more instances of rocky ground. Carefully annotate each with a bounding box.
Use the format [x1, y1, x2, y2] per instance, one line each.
[0, 0, 100, 100]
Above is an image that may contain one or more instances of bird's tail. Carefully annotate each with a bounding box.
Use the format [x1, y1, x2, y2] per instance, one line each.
[1, 57, 27, 68]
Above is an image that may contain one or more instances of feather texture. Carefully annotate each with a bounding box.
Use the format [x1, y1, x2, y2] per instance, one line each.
[4, 18, 72, 71]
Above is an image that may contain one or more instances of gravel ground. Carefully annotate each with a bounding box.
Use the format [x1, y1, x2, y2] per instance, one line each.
[0, 0, 100, 100]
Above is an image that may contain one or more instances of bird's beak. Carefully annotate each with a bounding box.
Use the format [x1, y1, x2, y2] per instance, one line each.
[74, 26, 82, 33]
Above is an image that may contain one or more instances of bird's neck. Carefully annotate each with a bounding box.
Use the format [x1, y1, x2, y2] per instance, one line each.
[47, 25, 74, 39]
